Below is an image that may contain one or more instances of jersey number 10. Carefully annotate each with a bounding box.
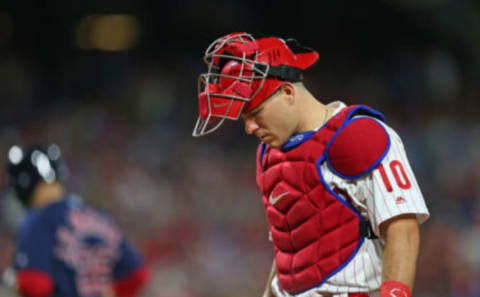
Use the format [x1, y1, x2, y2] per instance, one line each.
[377, 160, 411, 192]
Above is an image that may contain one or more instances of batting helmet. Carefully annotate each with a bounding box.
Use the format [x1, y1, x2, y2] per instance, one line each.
[192, 32, 319, 137]
[6, 144, 68, 207]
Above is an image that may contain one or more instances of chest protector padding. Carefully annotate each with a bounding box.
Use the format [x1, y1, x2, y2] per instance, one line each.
[256, 105, 383, 294]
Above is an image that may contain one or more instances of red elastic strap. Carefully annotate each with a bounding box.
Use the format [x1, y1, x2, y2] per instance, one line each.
[380, 280, 411, 297]
[17, 269, 54, 297]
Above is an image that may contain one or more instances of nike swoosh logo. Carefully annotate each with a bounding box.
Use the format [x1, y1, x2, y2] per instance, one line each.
[213, 102, 228, 108]
[269, 191, 289, 205]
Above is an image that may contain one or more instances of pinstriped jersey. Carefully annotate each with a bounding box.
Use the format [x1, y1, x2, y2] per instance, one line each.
[271, 102, 429, 297]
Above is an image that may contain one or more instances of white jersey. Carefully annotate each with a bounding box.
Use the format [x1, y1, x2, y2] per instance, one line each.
[271, 102, 430, 297]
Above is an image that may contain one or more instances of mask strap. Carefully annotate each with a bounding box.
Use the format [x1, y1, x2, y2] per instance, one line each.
[255, 64, 303, 82]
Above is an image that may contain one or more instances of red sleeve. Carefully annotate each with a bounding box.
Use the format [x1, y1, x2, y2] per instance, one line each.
[112, 265, 151, 297]
[17, 269, 54, 297]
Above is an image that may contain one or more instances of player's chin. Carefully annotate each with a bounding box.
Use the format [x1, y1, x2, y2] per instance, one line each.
[264, 137, 284, 148]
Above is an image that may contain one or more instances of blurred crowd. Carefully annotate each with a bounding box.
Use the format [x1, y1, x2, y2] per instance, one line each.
[0, 42, 478, 297]
[0, 1, 480, 297]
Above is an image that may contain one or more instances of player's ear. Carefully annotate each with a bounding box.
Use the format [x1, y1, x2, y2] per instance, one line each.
[280, 83, 296, 105]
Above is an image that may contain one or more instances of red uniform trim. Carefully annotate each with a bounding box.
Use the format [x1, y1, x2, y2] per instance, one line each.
[17, 269, 54, 297]
[112, 265, 151, 297]
[380, 280, 411, 297]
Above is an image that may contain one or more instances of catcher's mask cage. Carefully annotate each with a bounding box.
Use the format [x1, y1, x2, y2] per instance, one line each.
[192, 32, 319, 137]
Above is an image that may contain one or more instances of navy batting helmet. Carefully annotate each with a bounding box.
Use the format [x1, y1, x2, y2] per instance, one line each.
[6, 144, 68, 207]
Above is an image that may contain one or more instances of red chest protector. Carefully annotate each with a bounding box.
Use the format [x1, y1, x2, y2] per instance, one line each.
[256, 105, 390, 294]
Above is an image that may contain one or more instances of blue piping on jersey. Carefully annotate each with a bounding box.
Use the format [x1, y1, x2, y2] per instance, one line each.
[351, 105, 385, 122]
[259, 142, 267, 173]
[281, 130, 317, 151]
[258, 129, 321, 171]
[324, 105, 390, 180]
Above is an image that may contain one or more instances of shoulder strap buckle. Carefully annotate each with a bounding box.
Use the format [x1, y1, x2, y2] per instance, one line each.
[360, 221, 378, 239]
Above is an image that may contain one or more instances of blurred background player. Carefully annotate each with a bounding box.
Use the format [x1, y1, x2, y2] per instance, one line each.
[192, 32, 430, 297]
[3, 143, 150, 297]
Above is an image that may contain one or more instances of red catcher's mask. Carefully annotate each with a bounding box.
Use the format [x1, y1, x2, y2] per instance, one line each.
[192, 32, 319, 137]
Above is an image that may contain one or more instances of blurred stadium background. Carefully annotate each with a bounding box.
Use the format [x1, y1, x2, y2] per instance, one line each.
[0, 0, 479, 296]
